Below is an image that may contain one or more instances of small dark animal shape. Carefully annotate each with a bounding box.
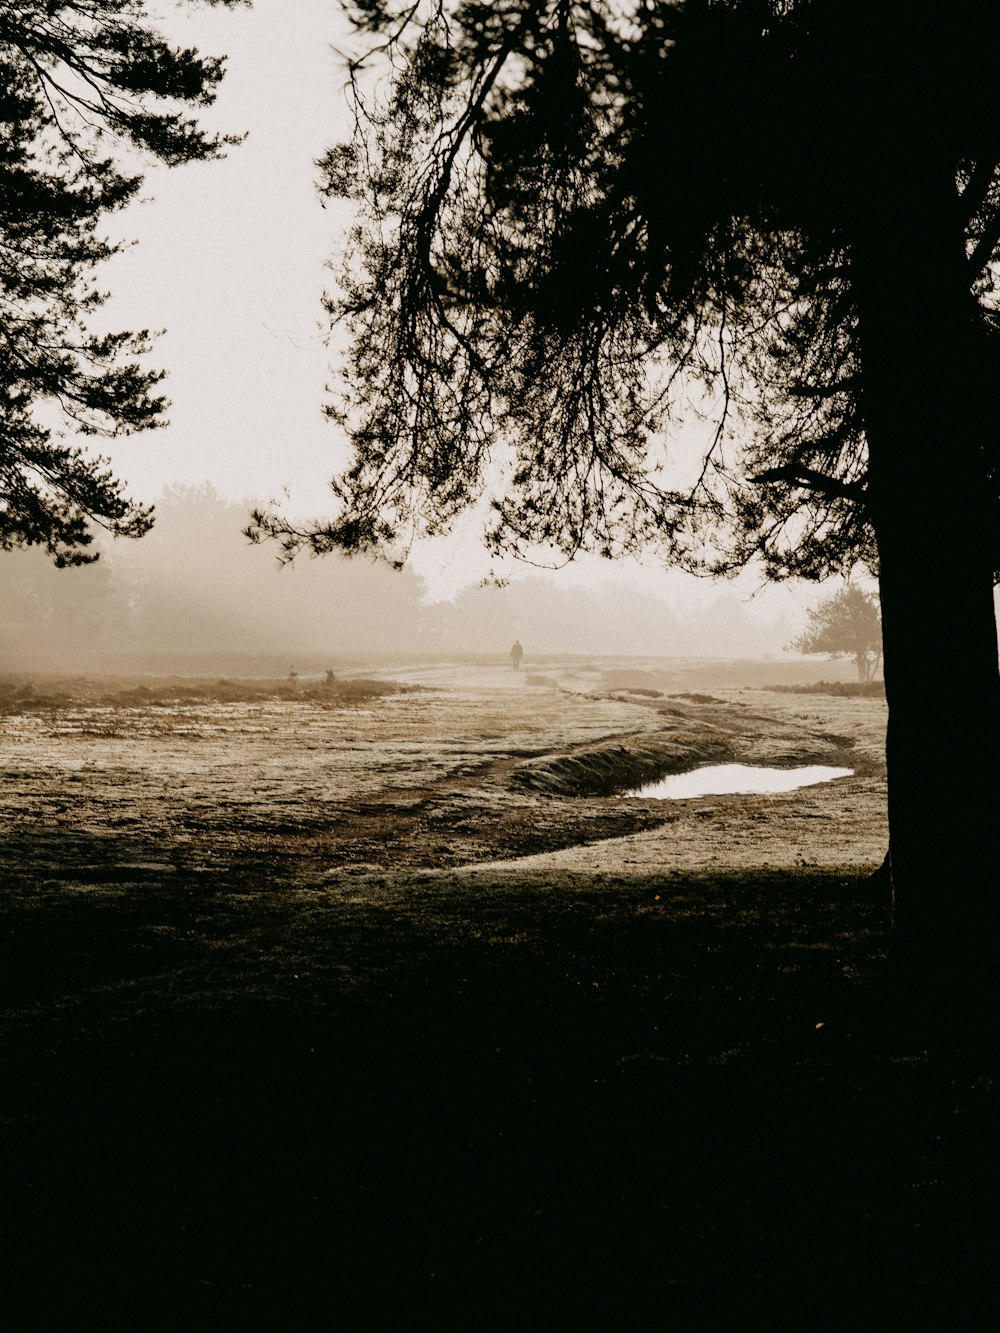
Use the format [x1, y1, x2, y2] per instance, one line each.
[324, 669, 337, 686]
[510, 640, 524, 669]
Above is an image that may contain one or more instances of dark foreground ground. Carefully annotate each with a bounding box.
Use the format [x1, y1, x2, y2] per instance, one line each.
[0, 864, 995, 1331]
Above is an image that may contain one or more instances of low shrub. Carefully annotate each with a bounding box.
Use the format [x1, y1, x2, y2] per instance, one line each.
[766, 680, 885, 698]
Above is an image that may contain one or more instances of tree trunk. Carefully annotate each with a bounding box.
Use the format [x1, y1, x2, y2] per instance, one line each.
[853, 166, 1000, 983]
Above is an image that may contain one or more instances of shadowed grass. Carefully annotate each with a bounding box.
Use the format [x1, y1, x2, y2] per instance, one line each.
[0, 865, 993, 1330]
[0, 673, 423, 713]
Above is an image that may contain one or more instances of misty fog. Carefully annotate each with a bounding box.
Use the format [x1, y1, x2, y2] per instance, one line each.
[0, 484, 815, 674]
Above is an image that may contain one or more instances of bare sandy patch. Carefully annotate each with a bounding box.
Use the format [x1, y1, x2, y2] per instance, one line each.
[0, 660, 888, 897]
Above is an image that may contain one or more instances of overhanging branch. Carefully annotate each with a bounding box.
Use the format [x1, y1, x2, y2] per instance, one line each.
[967, 209, 1000, 282]
[751, 464, 866, 502]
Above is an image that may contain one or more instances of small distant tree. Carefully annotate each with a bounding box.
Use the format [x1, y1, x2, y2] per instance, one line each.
[792, 587, 882, 684]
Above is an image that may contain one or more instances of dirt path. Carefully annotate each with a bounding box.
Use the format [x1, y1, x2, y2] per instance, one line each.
[0, 659, 888, 895]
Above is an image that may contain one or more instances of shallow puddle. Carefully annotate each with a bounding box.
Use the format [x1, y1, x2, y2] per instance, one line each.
[628, 763, 853, 799]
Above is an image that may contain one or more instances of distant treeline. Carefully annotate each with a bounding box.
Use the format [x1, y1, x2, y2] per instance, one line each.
[0, 485, 794, 662]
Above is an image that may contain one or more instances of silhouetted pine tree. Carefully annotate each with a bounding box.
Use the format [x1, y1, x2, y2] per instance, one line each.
[0, 1, 246, 565]
[252, 1, 1000, 967]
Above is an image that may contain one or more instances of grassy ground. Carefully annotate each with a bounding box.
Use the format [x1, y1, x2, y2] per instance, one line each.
[2, 866, 994, 1330]
[0, 663, 994, 1329]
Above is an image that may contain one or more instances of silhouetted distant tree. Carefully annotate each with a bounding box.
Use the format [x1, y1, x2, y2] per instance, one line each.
[792, 587, 881, 684]
[251, 1, 1000, 967]
[0, 1, 246, 566]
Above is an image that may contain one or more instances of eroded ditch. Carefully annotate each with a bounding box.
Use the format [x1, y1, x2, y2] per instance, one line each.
[0, 678, 884, 886]
[320, 692, 877, 872]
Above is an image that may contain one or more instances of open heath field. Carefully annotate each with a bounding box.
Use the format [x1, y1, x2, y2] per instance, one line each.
[1, 656, 992, 1332]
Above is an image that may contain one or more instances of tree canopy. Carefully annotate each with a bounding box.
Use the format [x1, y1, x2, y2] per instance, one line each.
[792, 585, 882, 684]
[252, 0, 996, 585]
[0, 0, 247, 565]
[250, 0, 1000, 964]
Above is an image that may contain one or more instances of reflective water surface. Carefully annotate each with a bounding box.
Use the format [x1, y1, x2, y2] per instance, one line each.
[628, 763, 854, 799]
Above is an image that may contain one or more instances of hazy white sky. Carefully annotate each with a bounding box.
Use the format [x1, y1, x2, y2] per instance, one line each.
[102, 0, 346, 510]
[94, 0, 825, 616]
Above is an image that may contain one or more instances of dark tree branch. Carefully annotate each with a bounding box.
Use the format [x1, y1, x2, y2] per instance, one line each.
[967, 210, 1000, 281]
[785, 377, 859, 398]
[751, 464, 866, 501]
[959, 157, 997, 225]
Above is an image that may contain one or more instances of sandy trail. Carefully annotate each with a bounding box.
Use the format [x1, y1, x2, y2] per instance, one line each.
[1, 656, 888, 896]
[494, 684, 888, 876]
